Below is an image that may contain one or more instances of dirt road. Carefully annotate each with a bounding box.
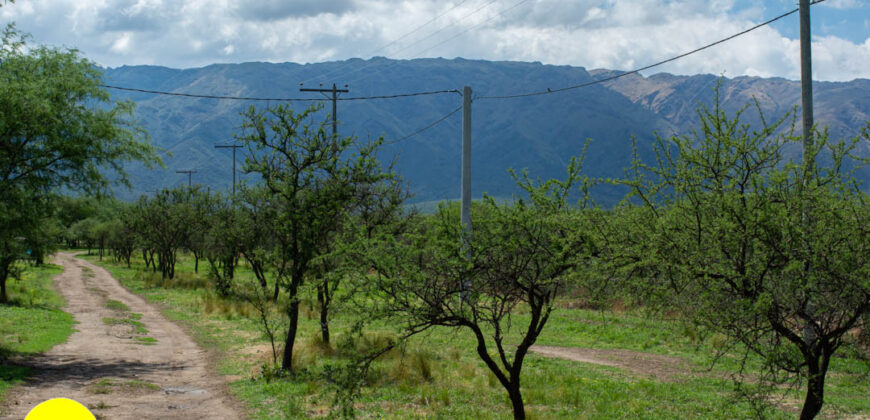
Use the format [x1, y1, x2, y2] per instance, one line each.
[2, 252, 242, 419]
[530, 345, 689, 381]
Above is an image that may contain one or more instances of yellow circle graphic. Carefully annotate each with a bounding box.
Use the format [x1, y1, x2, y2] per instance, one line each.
[25, 398, 95, 420]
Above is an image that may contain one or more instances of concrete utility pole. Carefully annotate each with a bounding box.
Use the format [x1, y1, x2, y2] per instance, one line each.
[214, 144, 243, 197]
[300, 83, 349, 140]
[461, 86, 472, 239]
[176, 170, 196, 187]
[800, 0, 814, 172]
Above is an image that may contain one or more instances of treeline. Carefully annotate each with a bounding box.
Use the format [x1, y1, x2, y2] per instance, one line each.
[57, 97, 870, 420]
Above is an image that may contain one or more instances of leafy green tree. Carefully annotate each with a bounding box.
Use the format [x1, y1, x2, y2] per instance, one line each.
[135, 187, 196, 280]
[0, 25, 158, 302]
[237, 185, 281, 299]
[626, 92, 870, 419]
[362, 161, 594, 420]
[106, 204, 138, 268]
[237, 103, 398, 372]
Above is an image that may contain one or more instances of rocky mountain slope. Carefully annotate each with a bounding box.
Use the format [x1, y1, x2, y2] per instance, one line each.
[103, 58, 870, 204]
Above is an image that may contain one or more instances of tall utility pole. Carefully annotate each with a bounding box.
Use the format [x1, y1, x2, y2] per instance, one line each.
[176, 169, 196, 187]
[461, 86, 472, 239]
[800, 0, 814, 172]
[214, 144, 243, 197]
[300, 83, 349, 140]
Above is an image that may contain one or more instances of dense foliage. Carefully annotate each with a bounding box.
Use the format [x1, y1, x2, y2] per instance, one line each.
[0, 25, 159, 302]
[623, 94, 870, 419]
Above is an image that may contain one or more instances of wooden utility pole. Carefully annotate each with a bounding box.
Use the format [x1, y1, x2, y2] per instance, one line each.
[800, 0, 814, 172]
[176, 169, 196, 187]
[214, 144, 242, 197]
[461, 86, 472, 238]
[300, 83, 349, 140]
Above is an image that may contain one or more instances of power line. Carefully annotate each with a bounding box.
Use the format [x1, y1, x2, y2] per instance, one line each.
[387, 0, 500, 59]
[100, 84, 460, 102]
[478, 0, 828, 100]
[386, 105, 463, 145]
[299, 0, 475, 85]
[336, 0, 502, 87]
[412, 0, 530, 60]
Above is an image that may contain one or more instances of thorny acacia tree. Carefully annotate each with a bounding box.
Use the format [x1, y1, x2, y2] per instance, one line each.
[626, 92, 870, 419]
[237, 103, 398, 372]
[363, 160, 594, 420]
[0, 25, 158, 302]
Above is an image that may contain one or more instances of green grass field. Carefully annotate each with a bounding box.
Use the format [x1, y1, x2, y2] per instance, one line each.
[84, 253, 870, 419]
[0, 263, 75, 403]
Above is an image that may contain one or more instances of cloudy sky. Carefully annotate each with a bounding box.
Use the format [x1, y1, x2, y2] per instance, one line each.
[1, 0, 868, 81]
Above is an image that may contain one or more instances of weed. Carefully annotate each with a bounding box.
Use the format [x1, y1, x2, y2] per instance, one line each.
[123, 379, 159, 391]
[102, 317, 147, 334]
[105, 300, 129, 312]
[135, 337, 158, 345]
[88, 401, 113, 410]
[88, 378, 114, 394]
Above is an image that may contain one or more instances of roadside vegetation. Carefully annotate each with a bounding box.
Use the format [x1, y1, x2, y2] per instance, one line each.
[0, 263, 74, 402]
[86, 251, 870, 419]
[1, 13, 869, 419]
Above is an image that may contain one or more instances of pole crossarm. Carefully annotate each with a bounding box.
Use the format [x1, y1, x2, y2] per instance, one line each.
[300, 83, 349, 141]
[175, 169, 197, 187]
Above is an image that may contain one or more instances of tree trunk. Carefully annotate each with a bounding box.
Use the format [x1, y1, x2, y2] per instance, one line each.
[507, 382, 526, 420]
[800, 352, 829, 420]
[0, 256, 12, 303]
[282, 295, 300, 372]
[273, 280, 280, 302]
[317, 284, 330, 344]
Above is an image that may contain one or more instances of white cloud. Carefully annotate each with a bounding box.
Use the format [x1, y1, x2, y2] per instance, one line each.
[821, 0, 863, 9]
[0, 0, 866, 81]
[109, 32, 132, 54]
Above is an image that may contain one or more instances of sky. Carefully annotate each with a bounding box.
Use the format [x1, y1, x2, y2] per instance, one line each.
[1, 0, 868, 81]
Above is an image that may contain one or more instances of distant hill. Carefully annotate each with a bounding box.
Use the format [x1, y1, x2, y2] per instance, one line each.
[103, 58, 870, 204]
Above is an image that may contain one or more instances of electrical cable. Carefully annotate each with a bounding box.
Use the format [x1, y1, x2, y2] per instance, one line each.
[386, 105, 463, 145]
[333, 0, 502, 87]
[100, 84, 460, 101]
[477, 0, 828, 100]
[298, 0, 474, 85]
[411, 0, 530, 60]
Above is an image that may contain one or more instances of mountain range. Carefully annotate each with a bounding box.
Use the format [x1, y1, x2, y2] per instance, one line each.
[103, 58, 870, 204]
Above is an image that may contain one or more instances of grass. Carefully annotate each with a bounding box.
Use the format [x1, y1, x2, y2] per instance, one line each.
[102, 297, 155, 344]
[102, 317, 148, 334]
[84, 252, 870, 419]
[134, 337, 158, 345]
[87, 378, 160, 394]
[105, 299, 129, 312]
[0, 263, 74, 404]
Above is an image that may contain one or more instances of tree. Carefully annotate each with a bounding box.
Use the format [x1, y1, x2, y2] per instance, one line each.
[135, 187, 196, 280]
[0, 25, 159, 302]
[312, 165, 409, 345]
[237, 103, 398, 372]
[626, 91, 870, 419]
[362, 160, 593, 420]
[237, 185, 282, 300]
